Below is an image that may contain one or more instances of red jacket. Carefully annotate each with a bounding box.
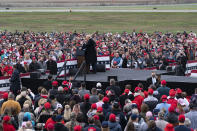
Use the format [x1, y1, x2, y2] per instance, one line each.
[3, 66, 13, 76]
[134, 93, 144, 111]
[3, 123, 15, 131]
[45, 118, 56, 129]
[167, 98, 178, 108]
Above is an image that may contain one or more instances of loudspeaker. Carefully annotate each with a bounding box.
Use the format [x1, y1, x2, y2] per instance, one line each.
[96, 64, 106, 72]
[30, 72, 41, 79]
[108, 76, 118, 82]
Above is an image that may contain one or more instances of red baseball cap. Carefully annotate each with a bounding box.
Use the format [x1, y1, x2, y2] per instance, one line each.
[88, 127, 96, 131]
[124, 89, 130, 94]
[164, 124, 174, 131]
[32, 57, 36, 60]
[3, 92, 8, 99]
[103, 97, 109, 103]
[161, 80, 167, 85]
[93, 115, 99, 120]
[178, 114, 185, 122]
[176, 88, 182, 94]
[168, 106, 175, 113]
[3, 115, 10, 122]
[74, 125, 82, 131]
[148, 88, 154, 95]
[52, 81, 58, 87]
[91, 103, 97, 109]
[134, 87, 142, 92]
[97, 107, 103, 113]
[84, 94, 90, 100]
[169, 89, 176, 97]
[62, 81, 68, 85]
[64, 87, 69, 91]
[161, 95, 167, 102]
[44, 102, 51, 109]
[109, 113, 116, 122]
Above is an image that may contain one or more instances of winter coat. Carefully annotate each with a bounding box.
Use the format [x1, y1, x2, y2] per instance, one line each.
[80, 102, 91, 123]
[144, 95, 158, 111]
[3, 122, 15, 131]
[166, 112, 178, 126]
[108, 121, 122, 131]
[156, 86, 170, 98]
[55, 92, 67, 105]
[105, 85, 121, 97]
[134, 93, 144, 111]
[167, 98, 178, 108]
[105, 110, 127, 130]
[54, 123, 68, 131]
[10, 69, 21, 95]
[82, 38, 97, 64]
[46, 60, 57, 75]
[1, 100, 21, 115]
[102, 103, 112, 116]
[29, 62, 41, 72]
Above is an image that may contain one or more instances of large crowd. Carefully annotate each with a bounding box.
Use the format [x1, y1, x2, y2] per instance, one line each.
[0, 30, 197, 131]
[0, 30, 197, 76]
[0, 77, 197, 131]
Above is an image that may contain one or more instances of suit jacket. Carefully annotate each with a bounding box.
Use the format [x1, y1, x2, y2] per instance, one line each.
[82, 39, 97, 64]
[46, 60, 57, 75]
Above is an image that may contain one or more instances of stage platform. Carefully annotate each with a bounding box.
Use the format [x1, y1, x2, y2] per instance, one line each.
[21, 69, 197, 95]
[74, 69, 167, 82]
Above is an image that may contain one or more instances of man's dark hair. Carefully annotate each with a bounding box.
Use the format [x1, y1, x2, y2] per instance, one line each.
[37, 86, 44, 94]
[88, 117, 95, 124]
[48, 75, 52, 80]
[91, 88, 97, 94]
[125, 84, 131, 90]
[81, 82, 86, 88]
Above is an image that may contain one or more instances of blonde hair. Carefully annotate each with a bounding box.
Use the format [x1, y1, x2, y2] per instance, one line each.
[64, 105, 71, 121]
[132, 108, 139, 115]
[72, 104, 81, 115]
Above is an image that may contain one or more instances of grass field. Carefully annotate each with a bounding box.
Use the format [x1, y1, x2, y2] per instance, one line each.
[0, 12, 196, 33]
[2, 4, 197, 11]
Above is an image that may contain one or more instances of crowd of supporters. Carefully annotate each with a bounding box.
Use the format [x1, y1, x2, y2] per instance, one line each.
[0, 30, 197, 76]
[0, 30, 197, 131]
[0, 78, 197, 131]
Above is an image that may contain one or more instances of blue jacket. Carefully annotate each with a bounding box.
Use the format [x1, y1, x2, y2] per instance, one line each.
[108, 121, 122, 131]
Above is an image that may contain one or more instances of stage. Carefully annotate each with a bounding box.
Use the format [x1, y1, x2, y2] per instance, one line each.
[21, 69, 197, 95]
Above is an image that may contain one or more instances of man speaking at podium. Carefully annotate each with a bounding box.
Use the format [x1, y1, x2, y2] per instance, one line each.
[82, 35, 97, 74]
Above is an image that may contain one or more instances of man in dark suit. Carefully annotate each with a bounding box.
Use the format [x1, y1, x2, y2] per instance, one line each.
[29, 57, 41, 72]
[10, 65, 21, 96]
[82, 35, 97, 73]
[46, 55, 57, 75]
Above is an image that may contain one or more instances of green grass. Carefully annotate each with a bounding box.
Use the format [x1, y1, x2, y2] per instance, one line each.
[0, 12, 197, 33]
[3, 4, 197, 10]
